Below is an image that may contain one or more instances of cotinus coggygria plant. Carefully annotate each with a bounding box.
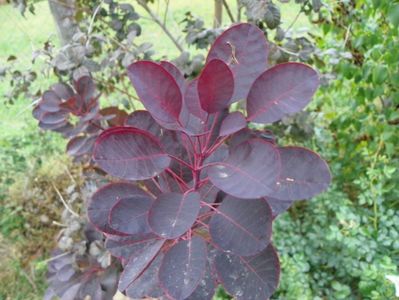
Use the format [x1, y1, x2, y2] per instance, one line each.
[88, 23, 331, 300]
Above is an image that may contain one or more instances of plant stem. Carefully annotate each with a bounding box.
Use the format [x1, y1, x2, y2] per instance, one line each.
[223, 0, 235, 23]
[136, 0, 184, 53]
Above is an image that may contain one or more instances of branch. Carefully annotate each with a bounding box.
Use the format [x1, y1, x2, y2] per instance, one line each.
[52, 183, 80, 218]
[136, 0, 184, 53]
[223, 0, 235, 23]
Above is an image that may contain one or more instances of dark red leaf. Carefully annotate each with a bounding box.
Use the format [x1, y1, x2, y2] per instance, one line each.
[160, 61, 186, 92]
[215, 244, 280, 300]
[207, 139, 280, 199]
[88, 182, 148, 235]
[148, 192, 201, 239]
[219, 111, 247, 136]
[209, 195, 272, 256]
[159, 236, 207, 300]
[198, 59, 234, 113]
[66, 135, 96, 157]
[270, 146, 331, 200]
[184, 80, 207, 121]
[108, 189, 153, 235]
[125, 110, 162, 135]
[118, 239, 164, 291]
[93, 126, 171, 180]
[247, 62, 319, 124]
[207, 23, 269, 102]
[100, 106, 128, 126]
[127, 61, 183, 130]
[74, 76, 96, 104]
[40, 111, 67, 124]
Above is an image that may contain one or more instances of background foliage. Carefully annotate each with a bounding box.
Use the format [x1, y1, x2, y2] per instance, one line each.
[0, 0, 398, 299]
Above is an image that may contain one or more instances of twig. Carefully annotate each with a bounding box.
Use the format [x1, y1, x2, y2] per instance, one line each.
[223, 0, 235, 23]
[136, 0, 184, 53]
[41, 251, 71, 264]
[52, 183, 80, 218]
[86, 0, 104, 48]
[285, 8, 302, 34]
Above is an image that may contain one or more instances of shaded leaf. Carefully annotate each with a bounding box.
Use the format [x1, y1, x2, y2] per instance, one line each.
[88, 182, 148, 235]
[219, 111, 247, 136]
[118, 239, 164, 291]
[209, 195, 272, 256]
[127, 61, 183, 130]
[149, 192, 201, 239]
[159, 236, 207, 300]
[215, 244, 280, 300]
[93, 126, 171, 180]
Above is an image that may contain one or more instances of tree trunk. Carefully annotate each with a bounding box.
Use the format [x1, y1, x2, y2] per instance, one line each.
[48, 0, 78, 45]
[214, 0, 223, 28]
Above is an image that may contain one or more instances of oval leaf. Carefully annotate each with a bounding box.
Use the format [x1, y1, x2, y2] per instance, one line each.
[160, 61, 186, 92]
[108, 188, 153, 235]
[198, 59, 234, 113]
[105, 233, 161, 262]
[207, 23, 269, 102]
[118, 239, 164, 291]
[247, 62, 319, 124]
[219, 111, 247, 136]
[127, 61, 183, 130]
[93, 126, 171, 180]
[215, 244, 280, 300]
[207, 139, 280, 199]
[271, 146, 331, 200]
[265, 197, 293, 217]
[66, 135, 96, 157]
[126, 254, 164, 299]
[88, 182, 148, 235]
[186, 262, 216, 300]
[159, 236, 207, 300]
[149, 192, 201, 239]
[209, 195, 272, 256]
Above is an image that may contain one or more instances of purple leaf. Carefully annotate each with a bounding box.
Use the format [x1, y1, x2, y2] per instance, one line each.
[198, 59, 234, 113]
[39, 120, 68, 130]
[265, 197, 294, 217]
[184, 80, 207, 121]
[148, 192, 201, 239]
[126, 253, 164, 299]
[207, 23, 269, 102]
[209, 195, 272, 256]
[207, 139, 280, 199]
[127, 61, 183, 130]
[215, 244, 280, 300]
[247, 62, 319, 124]
[118, 238, 164, 291]
[93, 126, 171, 180]
[105, 233, 161, 261]
[88, 182, 149, 235]
[160, 61, 186, 92]
[125, 110, 163, 136]
[74, 76, 96, 104]
[270, 146, 331, 200]
[108, 188, 153, 235]
[51, 82, 74, 100]
[159, 236, 207, 300]
[66, 135, 96, 157]
[40, 111, 67, 124]
[186, 262, 216, 300]
[41, 90, 61, 112]
[99, 106, 128, 126]
[219, 111, 247, 136]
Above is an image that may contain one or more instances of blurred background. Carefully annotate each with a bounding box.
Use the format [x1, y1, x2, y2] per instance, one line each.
[0, 0, 398, 299]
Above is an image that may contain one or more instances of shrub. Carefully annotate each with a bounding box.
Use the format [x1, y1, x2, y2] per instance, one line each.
[86, 23, 331, 300]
